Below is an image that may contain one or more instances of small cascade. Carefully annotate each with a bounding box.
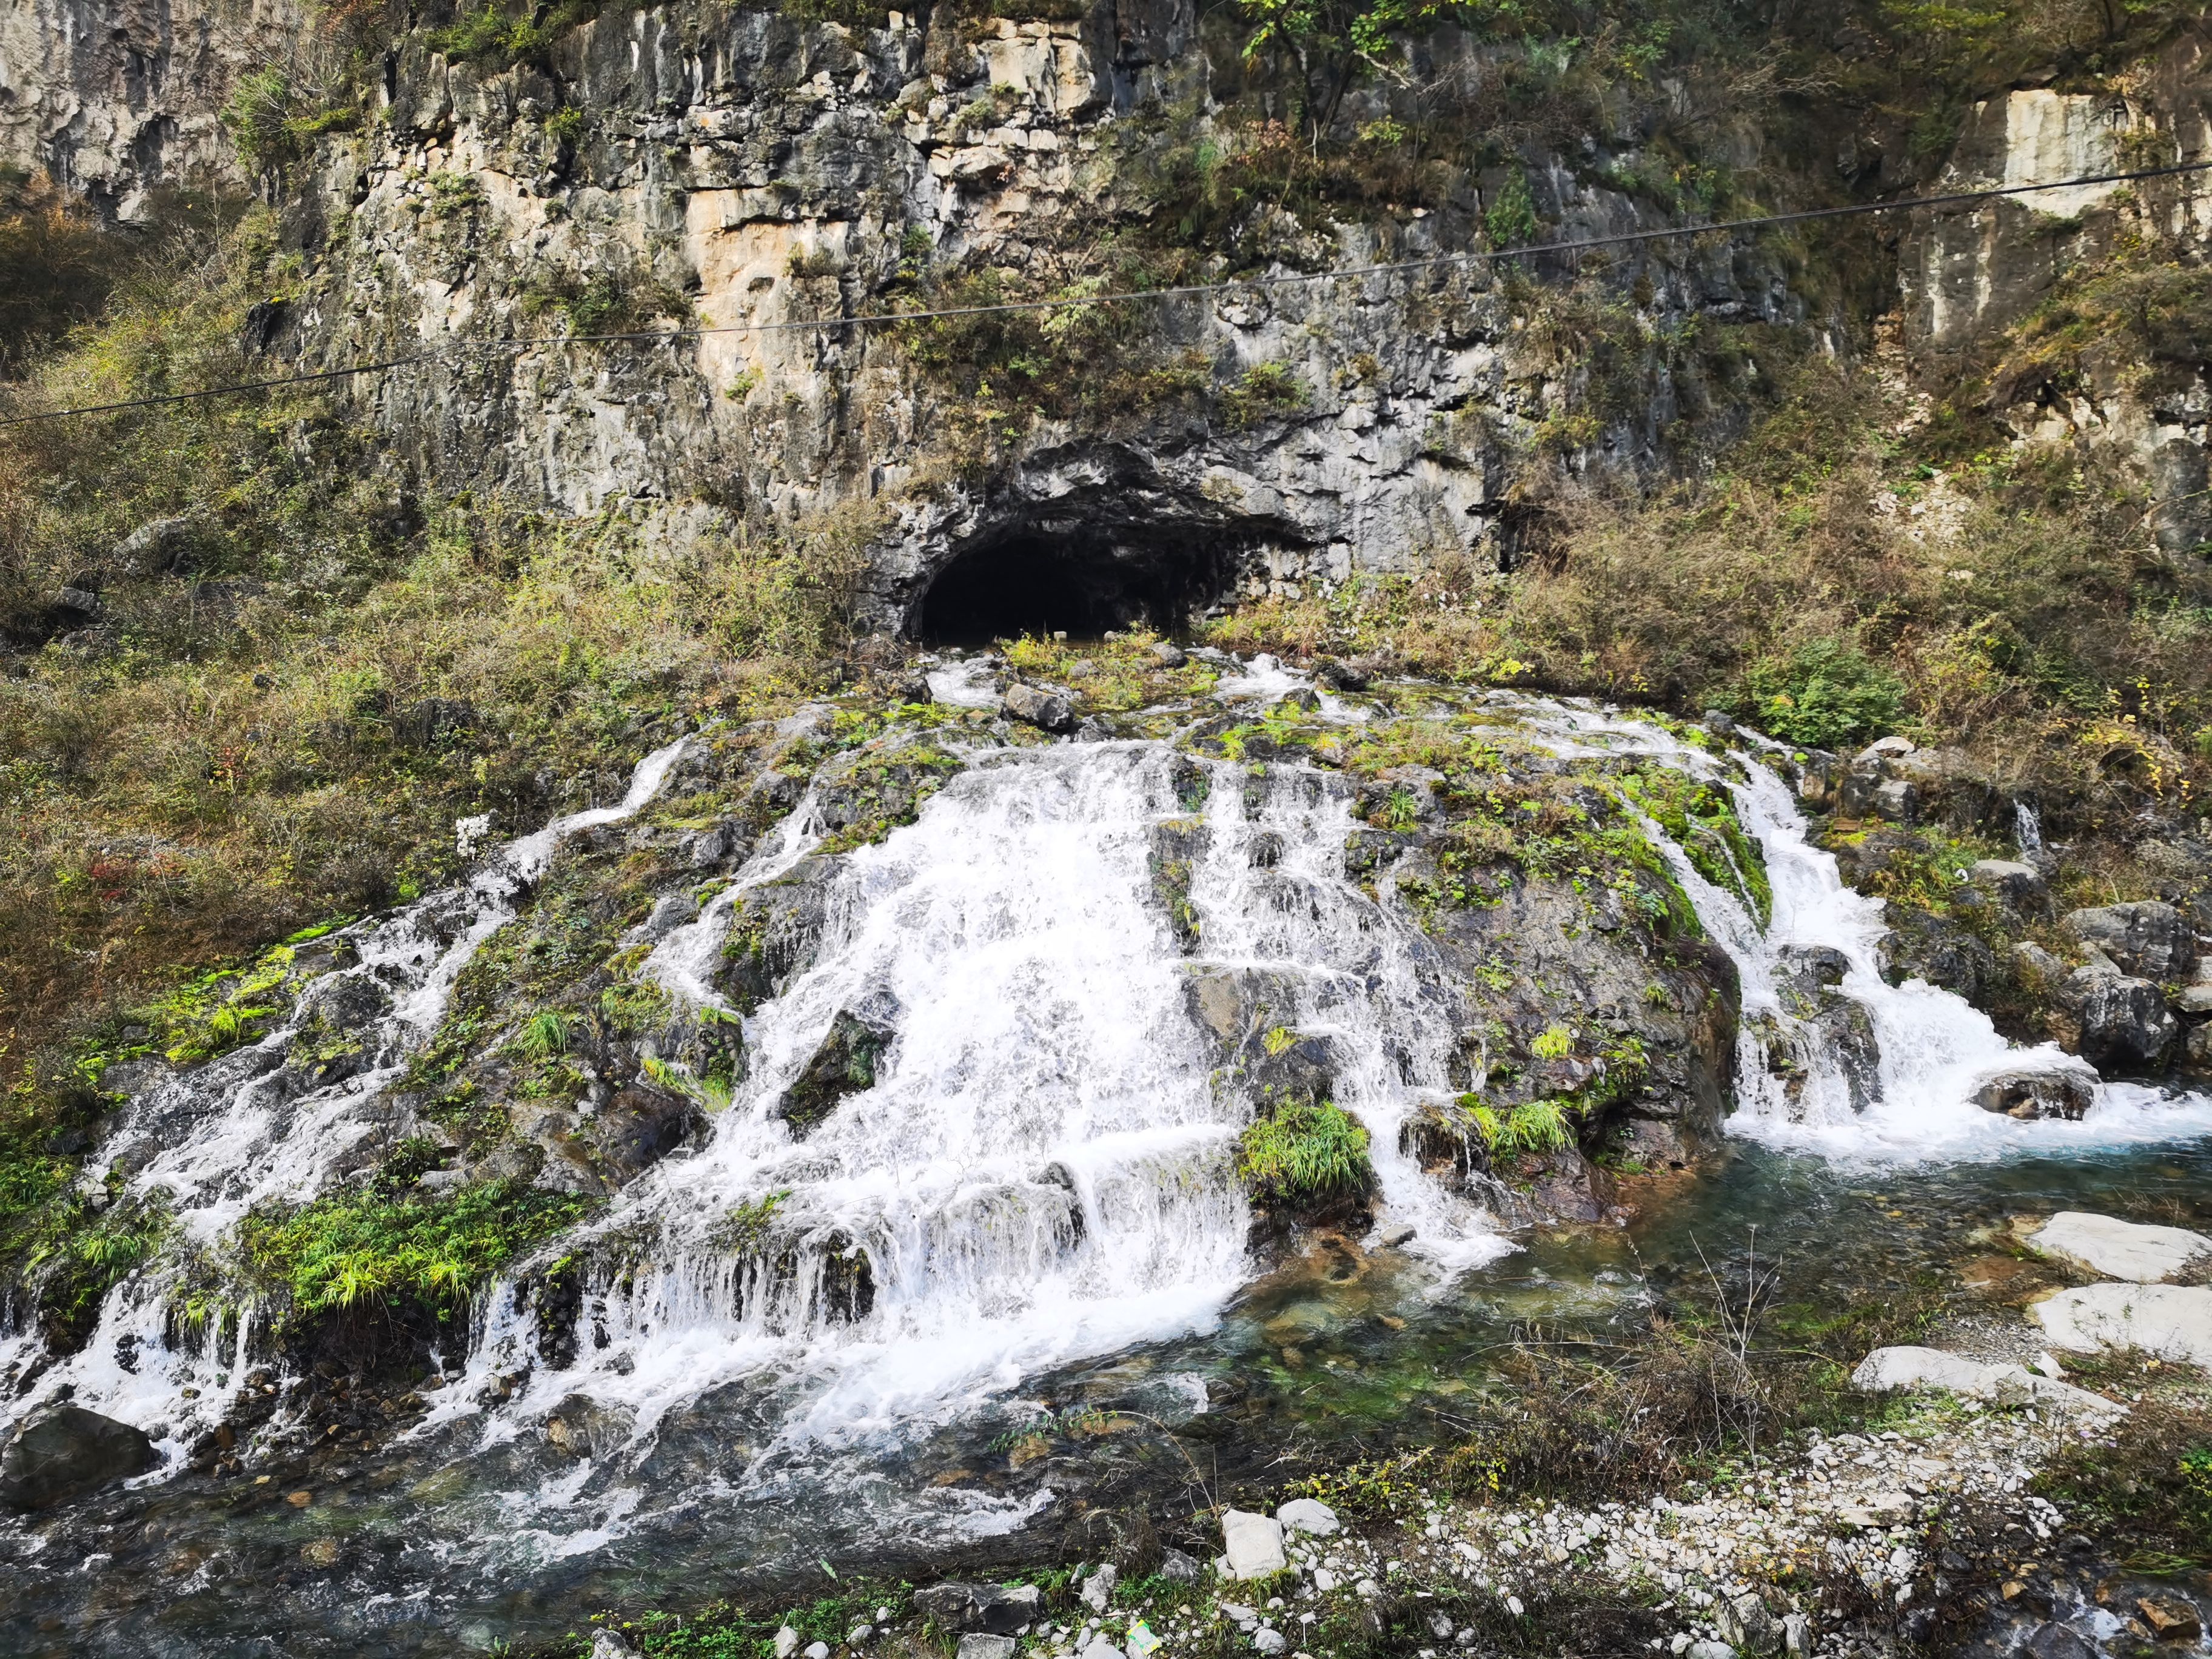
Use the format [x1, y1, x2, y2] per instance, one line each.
[0, 740, 694, 1462]
[441, 728, 1520, 1480]
[1492, 700, 2212, 1156]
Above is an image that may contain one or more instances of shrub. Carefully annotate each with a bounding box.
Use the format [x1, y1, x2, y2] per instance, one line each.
[1219, 362, 1311, 430]
[1739, 638, 1903, 748]
[1236, 1099, 1372, 1207]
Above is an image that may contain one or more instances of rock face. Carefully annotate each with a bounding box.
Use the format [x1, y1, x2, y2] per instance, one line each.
[79, 0, 1818, 630]
[2035, 1283, 2212, 1367]
[0, 1405, 158, 1510]
[2060, 902, 2198, 982]
[1897, 49, 2212, 554]
[2058, 970, 2179, 1074]
[0, 0, 300, 213]
[2026, 1212, 2211, 1284]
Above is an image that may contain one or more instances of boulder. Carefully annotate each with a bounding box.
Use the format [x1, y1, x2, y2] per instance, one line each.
[1080, 1563, 1117, 1612]
[2064, 971, 2179, 1073]
[592, 1632, 639, 1659]
[1276, 1496, 1340, 1537]
[1968, 859, 2049, 917]
[1150, 642, 1189, 668]
[957, 1639, 1017, 1659]
[1849, 1346, 2118, 1415]
[2060, 902, 2197, 981]
[1875, 905, 1998, 1005]
[1220, 1508, 1287, 1579]
[1717, 1593, 1780, 1657]
[2036, 1283, 2212, 1366]
[916, 1583, 1042, 1635]
[776, 1005, 896, 1136]
[1772, 946, 1881, 1115]
[0, 1406, 159, 1510]
[2020, 1623, 2097, 1659]
[1971, 1066, 2096, 1121]
[1003, 683, 1077, 734]
[2026, 1212, 2210, 1283]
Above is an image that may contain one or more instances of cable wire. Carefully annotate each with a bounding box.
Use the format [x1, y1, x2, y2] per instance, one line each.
[4, 158, 2205, 429]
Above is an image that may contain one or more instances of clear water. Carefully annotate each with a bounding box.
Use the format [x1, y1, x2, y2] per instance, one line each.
[2, 669, 2208, 1656]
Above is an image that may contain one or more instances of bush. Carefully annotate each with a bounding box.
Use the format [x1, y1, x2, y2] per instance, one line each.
[1236, 1099, 1372, 1207]
[1740, 637, 1903, 748]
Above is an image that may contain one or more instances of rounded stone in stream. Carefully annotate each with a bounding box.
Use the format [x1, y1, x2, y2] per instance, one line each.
[1971, 1067, 2095, 1121]
[0, 1405, 157, 1510]
[1002, 683, 1077, 734]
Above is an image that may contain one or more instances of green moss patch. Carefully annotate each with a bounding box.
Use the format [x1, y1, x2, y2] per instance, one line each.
[240, 1178, 592, 1324]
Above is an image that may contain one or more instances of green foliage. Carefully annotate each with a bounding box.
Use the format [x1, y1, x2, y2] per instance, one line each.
[240, 1178, 592, 1322]
[1529, 1023, 1572, 1060]
[1484, 165, 1539, 249]
[1235, 1098, 1373, 1207]
[715, 1189, 791, 1253]
[2034, 1395, 2212, 1567]
[1617, 766, 1772, 925]
[518, 1009, 574, 1062]
[218, 69, 358, 178]
[1740, 638, 1903, 748]
[1219, 362, 1311, 430]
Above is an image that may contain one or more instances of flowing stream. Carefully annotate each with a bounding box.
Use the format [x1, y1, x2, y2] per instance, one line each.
[5, 667, 2212, 1655]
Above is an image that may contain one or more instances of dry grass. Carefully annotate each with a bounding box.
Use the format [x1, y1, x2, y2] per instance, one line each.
[1211, 359, 2212, 831]
[0, 211, 867, 1098]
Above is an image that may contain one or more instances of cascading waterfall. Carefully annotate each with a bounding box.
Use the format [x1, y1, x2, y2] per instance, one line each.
[10, 662, 2212, 1588]
[0, 740, 694, 1464]
[1491, 697, 2212, 1156]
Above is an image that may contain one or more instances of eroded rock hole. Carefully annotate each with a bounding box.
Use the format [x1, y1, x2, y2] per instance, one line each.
[916, 530, 1232, 645]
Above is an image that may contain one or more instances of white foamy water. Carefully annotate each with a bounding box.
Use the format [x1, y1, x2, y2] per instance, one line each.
[1487, 694, 2212, 1161]
[440, 732, 1519, 1503]
[10, 664, 2212, 1555]
[0, 739, 694, 1466]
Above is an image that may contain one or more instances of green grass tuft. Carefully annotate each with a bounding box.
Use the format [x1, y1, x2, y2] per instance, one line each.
[1236, 1099, 1372, 1208]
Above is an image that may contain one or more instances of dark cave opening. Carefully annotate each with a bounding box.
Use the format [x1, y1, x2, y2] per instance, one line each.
[915, 529, 1235, 646]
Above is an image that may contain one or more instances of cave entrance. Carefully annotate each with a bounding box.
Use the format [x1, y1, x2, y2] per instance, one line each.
[915, 528, 1233, 646]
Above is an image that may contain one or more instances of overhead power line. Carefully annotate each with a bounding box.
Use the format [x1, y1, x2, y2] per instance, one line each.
[3, 158, 2205, 430]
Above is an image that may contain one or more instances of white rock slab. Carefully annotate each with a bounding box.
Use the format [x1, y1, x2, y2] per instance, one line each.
[2027, 1212, 2210, 1283]
[2036, 1283, 2212, 1366]
[1276, 1497, 1340, 1537]
[1221, 1508, 1287, 1579]
[1851, 1345, 2119, 1415]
